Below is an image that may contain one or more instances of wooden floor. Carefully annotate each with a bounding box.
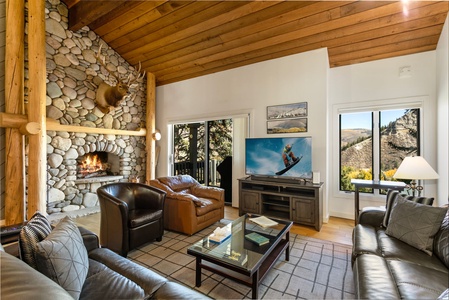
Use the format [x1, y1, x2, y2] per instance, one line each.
[74, 206, 354, 246]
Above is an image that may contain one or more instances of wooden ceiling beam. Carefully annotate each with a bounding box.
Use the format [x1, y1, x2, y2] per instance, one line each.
[114, 1, 246, 55]
[330, 35, 440, 65]
[328, 25, 445, 56]
[86, 1, 151, 33]
[68, 0, 127, 32]
[137, 1, 327, 68]
[101, 1, 189, 43]
[152, 1, 433, 80]
[154, 3, 445, 85]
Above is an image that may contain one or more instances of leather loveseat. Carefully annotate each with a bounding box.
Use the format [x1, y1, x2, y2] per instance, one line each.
[0, 226, 210, 300]
[352, 191, 448, 299]
[150, 175, 224, 235]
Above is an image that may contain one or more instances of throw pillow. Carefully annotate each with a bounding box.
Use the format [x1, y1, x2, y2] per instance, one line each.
[18, 211, 52, 269]
[382, 190, 435, 228]
[382, 189, 400, 227]
[35, 216, 89, 300]
[385, 196, 447, 255]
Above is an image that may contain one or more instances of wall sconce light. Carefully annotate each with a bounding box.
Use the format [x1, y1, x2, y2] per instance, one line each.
[393, 156, 439, 196]
[152, 130, 161, 141]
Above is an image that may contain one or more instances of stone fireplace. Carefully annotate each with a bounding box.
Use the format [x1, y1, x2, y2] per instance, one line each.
[40, 1, 147, 216]
[46, 132, 146, 214]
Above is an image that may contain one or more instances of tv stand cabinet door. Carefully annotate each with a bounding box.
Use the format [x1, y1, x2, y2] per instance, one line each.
[291, 197, 314, 225]
[239, 191, 261, 215]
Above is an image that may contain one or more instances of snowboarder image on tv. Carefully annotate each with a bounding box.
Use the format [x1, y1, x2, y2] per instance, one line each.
[282, 144, 299, 167]
[275, 144, 303, 176]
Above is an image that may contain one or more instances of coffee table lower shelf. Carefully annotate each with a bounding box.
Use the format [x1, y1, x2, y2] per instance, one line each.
[189, 238, 289, 299]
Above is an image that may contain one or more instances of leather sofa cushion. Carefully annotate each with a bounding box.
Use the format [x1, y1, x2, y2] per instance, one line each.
[196, 198, 222, 216]
[129, 209, 163, 228]
[0, 250, 73, 300]
[352, 224, 380, 264]
[378, 229, 448, 273]
[88, 248, 168, 296]
[387, 260, 448, 299]
[353, 254, 401, 299]
[153, 281, 211, 299]
[80, 258, 145, 299]
[158, 175, 197, 191]
[433, 211, 449, 268]
[353, 225, 448, 273]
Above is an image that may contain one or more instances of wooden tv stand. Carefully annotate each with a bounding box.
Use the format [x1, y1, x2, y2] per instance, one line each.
[238, 177, 323, 231]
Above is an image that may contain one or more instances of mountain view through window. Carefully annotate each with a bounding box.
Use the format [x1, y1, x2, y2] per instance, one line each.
[340, 109, 420, 193]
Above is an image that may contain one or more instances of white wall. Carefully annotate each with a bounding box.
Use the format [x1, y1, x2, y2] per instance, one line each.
[328, 51, 438, 218]
[156, 48, 330, 217]
[436, 14, 449, 207]
[156, 20, 447, 220]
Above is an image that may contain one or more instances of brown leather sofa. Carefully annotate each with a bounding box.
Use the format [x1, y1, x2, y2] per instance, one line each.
[352, 193, 448, 299]
[150, 175, 225, 235]
[0, 226, 210, 300]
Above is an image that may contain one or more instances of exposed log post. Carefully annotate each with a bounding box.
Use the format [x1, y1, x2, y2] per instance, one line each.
[146, 73, 156, 183]
[27, 0, 47, 219]
[4, 0, 25, 225]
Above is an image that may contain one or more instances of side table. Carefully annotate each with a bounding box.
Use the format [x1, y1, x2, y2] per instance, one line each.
[351, 179, 406, 225]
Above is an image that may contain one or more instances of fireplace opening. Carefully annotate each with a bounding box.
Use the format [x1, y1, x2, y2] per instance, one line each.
[77, 151, 119, 179]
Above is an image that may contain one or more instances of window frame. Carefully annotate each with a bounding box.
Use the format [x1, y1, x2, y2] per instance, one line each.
[332, 97, 424, 199]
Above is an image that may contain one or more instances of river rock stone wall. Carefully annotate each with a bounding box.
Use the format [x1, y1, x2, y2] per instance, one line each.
[27, 0, 147, 214]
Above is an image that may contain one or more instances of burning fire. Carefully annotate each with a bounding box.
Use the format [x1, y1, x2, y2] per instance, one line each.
[78, 153, 108, 178]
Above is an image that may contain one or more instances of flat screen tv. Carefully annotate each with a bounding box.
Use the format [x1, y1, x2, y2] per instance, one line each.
[245, 137, 312, 180]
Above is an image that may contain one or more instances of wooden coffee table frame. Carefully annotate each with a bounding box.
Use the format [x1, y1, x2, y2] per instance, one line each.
[187, 221, 292, 299]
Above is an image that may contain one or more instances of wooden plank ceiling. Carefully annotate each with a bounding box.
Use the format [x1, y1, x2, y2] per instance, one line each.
[61, 1, 449, 86]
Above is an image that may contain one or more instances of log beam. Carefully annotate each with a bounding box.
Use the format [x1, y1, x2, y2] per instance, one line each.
[27, 0, 47, 219]
[19, 122, 41, 136]
[0, 113, 146, 136]
[146, 73, 157, 183]
[4, 0, 25, 225]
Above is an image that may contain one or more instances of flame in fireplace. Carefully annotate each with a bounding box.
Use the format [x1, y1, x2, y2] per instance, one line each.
[78, 153, 109, 178]
[82, 154, 104, 171]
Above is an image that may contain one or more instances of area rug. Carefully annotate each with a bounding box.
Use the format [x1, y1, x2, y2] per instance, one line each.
[128, 220, 355, 299]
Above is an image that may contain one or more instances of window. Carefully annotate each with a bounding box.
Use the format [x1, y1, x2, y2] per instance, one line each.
[172, 119, 232, 186]
[340, 108, 420, 193]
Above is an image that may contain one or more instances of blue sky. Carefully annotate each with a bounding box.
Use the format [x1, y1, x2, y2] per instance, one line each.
[341, 109, 406, 130]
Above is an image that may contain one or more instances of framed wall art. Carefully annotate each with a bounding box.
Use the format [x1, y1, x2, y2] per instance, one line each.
[267, 102, 307, 120]
[267, 118, 308, 134]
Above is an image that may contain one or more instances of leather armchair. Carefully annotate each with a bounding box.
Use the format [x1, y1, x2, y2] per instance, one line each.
[97, 182, 166, 257]
[150, 175, 224, 235]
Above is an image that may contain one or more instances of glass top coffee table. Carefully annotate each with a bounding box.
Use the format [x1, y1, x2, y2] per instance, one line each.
[187, 214, 293, 299]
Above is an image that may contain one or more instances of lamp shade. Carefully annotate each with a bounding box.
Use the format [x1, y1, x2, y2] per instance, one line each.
[393, 156, 439, 180]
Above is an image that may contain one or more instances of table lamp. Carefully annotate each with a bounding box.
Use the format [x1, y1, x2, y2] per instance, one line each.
[393, 156, 439, 196]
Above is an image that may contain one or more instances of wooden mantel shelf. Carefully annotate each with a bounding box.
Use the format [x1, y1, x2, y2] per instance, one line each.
[0, 112, 146, 136]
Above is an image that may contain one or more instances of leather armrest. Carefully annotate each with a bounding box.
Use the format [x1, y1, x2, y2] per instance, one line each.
[358, 207, 385, 227]
[78, 226, 99, 252]
[191, 185, 224, 201]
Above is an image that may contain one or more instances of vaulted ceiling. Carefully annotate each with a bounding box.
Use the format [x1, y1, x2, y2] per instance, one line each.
[61, 1, 449, 86]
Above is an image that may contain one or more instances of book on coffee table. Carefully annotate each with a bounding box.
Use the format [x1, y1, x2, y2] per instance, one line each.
[249, 216, 279, 228]
[245, 232, 270, 246]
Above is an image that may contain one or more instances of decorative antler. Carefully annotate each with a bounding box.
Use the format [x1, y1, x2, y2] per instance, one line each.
[96, 44, 121, 84]
[127, 62, 146, 87]
[94, 44, 146, 114]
